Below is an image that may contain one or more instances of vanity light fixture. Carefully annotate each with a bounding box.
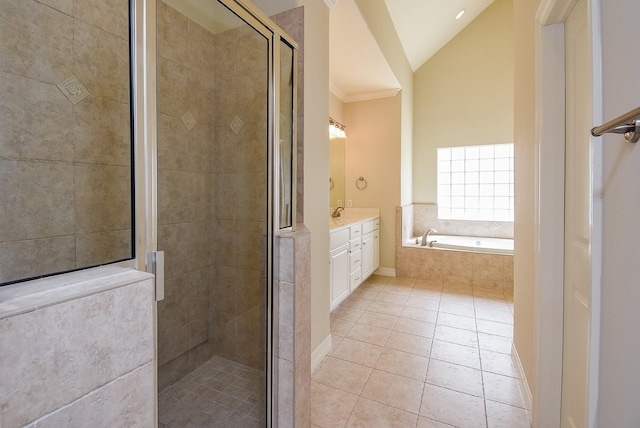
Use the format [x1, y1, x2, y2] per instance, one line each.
[455, 9, 465, 20]
[329, 117, 347, 139]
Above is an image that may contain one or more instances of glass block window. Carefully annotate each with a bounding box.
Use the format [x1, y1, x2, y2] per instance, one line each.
[437, 143, 514, 221]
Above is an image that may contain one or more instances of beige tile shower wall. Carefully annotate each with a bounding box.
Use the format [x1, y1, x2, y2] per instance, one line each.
[0, 0, 132, 284]
[411, 203, 514, 240]
[156, 1, 217, 387]
[0, 274, 155, 427]
[275, 226, 311, 427]
[209, 14, 269, 371]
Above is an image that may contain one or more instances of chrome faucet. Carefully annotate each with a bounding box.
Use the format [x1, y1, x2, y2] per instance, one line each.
[421, 228, 438, 247]
[331, 207, 344, 218]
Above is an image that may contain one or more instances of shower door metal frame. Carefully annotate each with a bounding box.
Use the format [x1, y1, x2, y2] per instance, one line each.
[137, 0, 298, 425]
[131, 0, 158, 423]
[223, 3, 299, 425]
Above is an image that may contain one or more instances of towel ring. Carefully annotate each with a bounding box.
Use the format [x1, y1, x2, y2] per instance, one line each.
[329, 177, 334, 190]
[355, 176, 367, 190]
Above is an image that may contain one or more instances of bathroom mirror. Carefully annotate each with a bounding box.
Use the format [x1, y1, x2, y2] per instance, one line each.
[0, 0, 134, 285]
[329, 137, 345, 207]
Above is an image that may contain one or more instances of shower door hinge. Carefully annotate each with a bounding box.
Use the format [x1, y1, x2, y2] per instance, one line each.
[147, 251, 165, 302]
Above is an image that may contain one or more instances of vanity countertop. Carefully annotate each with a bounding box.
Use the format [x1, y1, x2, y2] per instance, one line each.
[329, 208, 380, 231]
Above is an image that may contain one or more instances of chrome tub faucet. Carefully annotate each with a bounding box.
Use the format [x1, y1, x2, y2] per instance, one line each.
[421, 228, 438, 247]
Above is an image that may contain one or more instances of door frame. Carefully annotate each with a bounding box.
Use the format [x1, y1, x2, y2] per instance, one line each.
[533, 0, 603, 426]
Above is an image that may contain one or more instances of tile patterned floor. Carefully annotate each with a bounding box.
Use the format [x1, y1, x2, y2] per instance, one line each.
[159, 356, 266, 428]
[312, 275, 531, 428]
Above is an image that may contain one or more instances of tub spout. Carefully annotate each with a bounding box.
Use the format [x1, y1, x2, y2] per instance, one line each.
[421, 229, 438, 246]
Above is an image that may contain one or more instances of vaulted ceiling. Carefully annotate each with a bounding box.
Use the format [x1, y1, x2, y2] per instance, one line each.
[330, 0, 495, 102]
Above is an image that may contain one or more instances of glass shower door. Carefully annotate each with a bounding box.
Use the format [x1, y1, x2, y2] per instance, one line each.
[155, 0, 271, 426]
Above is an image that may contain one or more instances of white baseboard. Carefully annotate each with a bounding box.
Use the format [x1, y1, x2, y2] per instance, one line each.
[374, 267, 396, 277]
[311, 334, 332, 374]
[512, 342, 533, 412]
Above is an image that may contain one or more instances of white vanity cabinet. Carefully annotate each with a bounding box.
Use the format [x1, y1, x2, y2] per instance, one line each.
[361, 219, 380, 279]
[330, 217, 379, 311]
[349, 224, 363, 293]
[329, 228, 350, 309]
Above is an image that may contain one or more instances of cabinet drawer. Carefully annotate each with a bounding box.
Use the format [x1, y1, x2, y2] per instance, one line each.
[349, 250, 361, 273]
[350, 238, 361, 252]
[330, 228, 350, 250]
[349, 224, 362, 239]
[362, 220, 374, 235]
[350, 267, 362, 290]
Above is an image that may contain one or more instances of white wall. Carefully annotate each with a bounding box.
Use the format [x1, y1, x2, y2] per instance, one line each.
[354, 0, 413, 206]
[513, 0, 539, 398]
[413, 0, 514, 203]
[344, 95, 401, 270]
[298, 0, 331, 353]
[597, 0, 640, 423]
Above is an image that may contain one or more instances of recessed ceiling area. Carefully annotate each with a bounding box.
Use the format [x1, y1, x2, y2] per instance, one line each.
[329, 0, 400, 102]
[330, 0, 495, 102]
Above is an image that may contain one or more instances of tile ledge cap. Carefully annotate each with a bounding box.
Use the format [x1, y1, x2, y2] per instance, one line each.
[0, 267, 153, 320]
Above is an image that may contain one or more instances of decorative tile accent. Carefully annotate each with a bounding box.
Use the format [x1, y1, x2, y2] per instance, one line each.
[57, 75, 90, 104]
[229, 115, 244, 134]
[180, 111, 196, 131]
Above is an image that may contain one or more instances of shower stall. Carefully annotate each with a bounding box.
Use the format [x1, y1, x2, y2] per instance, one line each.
[154, 0, 297, 426]
[156, 0, 296, 426]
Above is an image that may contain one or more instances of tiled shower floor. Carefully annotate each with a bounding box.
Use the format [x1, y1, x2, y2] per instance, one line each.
[159, 356, 266, 428]
[312, 275, 531, 428]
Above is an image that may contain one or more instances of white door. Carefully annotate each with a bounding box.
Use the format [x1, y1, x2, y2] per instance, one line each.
[561, 0, 598, 425]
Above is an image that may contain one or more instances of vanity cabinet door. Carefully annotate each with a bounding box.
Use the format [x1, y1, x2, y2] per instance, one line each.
[330, 242, 350, 310]
[373, 219, 380, 271]
[361, 232, 375, 279]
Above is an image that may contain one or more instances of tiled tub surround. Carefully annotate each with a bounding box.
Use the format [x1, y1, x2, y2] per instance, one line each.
[0, 269, 155, 427]
[398, 205, 514, 294]
[0, 0, 133, 284]
[408, 204, 514, 240]
[312, 275, 530, 427]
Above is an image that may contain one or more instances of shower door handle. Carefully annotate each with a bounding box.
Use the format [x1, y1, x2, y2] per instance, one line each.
[147, 251, 165, 302]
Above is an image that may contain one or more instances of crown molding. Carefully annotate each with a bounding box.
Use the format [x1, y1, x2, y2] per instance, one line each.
[536, 0, 578, 25]
[329, 81, 348, 102]
[323, 0, 337, 10]
[343, 88, 400, 103]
